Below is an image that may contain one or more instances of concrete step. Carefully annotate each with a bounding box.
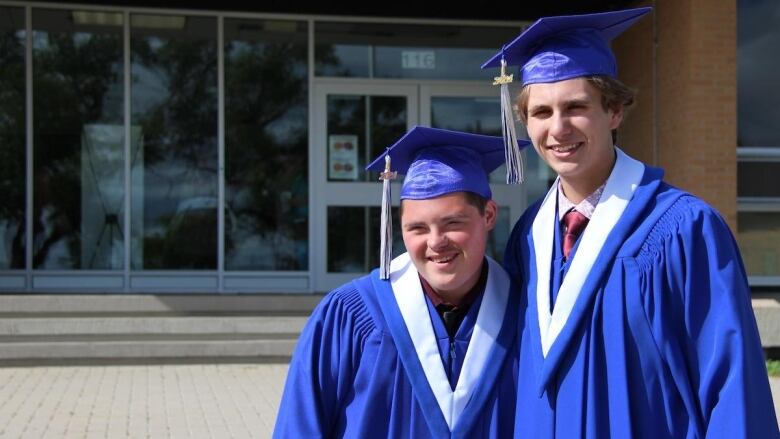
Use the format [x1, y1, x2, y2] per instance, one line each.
[0, 316, 308, 336]
[0, 316, 306, 364]
[0, 338, 297, 361]
[0, 295, 319, 364]
[0, 293, 776, 366]
[0, 294, 324, 314]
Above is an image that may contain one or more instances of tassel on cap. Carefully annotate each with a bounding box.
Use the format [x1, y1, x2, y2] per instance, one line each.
[379, 154, 397, 280]
[493, 57, 524, 184]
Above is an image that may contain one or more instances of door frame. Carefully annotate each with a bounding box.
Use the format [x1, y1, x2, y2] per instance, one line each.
[311, 80, 419, 291]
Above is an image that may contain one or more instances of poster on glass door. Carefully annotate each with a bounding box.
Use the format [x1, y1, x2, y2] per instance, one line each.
[328, 134, 358, 180]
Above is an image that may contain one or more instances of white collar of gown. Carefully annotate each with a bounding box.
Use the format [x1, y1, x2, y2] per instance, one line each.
[532, 148, 645, 357]
[389, 252, 510, 430]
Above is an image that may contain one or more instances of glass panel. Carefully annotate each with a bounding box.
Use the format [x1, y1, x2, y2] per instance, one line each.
[738, 0, 780, 146]
[326, 95, 406, 182]
[315, 22, 520, 80]
[431, 96, 505, 184]
[327, 206, 402, 273]
[429, 96, 550, 200]
[32, 9, 124, 270]
[431, 97, 503, 135]
[316, 44, 369, 78]
[738, 160, 780, 198]
[737, 212, 780, 276]
[327, 205, 509, 273]
[0, 7, 25, 269]
[131, 15, 217, 269]
[224, 18, 308, 270]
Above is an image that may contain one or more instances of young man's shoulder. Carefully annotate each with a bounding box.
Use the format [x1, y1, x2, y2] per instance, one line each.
[622, 165, 724, 232]
[309, 272, 386, 336]
[648, 181, 731, 234]
[628, 180, 738, 264]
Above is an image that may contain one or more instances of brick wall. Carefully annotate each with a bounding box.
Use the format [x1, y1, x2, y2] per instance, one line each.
[614, 0, 738, 230]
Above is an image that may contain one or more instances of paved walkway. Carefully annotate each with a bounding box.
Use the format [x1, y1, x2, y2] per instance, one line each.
[0, 364, 778, 438]
[0, 364, 288, 439]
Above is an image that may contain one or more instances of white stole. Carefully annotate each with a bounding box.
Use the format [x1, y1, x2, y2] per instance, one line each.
[531, 148, 645, 357]
[389, 252, 510, 429]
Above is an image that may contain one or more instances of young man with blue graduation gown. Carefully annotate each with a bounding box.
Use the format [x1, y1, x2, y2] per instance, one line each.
[273, 126, 530, 438]
[482, 7, 779, 438]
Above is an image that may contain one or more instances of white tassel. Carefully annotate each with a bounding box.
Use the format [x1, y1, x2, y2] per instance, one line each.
[494, 58, 524, 184]
[379, 155, 397, 280]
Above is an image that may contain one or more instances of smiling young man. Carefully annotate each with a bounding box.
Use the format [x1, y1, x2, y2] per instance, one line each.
[482, 7, 779, 439]
[273, 126, 529, 438]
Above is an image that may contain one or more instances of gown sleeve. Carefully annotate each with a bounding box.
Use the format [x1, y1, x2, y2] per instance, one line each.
[273, 285, 376, 438]
[639, 197, 779, 438]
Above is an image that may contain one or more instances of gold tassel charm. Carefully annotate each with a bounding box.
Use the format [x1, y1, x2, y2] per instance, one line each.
[493, 59, 514, 86]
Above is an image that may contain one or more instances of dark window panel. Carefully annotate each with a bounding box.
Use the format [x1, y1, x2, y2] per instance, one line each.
[224, 18, 309, 270]
[32, 8, 124, 270]
[738, 0, 780, 147]
[738, 161, 780, 198]
[130, 14, 217, 269]
[0, 7, 26, 269]
[326, 95, 407, 183]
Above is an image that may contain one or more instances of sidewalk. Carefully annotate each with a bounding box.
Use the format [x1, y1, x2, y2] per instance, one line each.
[0, 364, 288, 439]
[0, 364, 778, 438]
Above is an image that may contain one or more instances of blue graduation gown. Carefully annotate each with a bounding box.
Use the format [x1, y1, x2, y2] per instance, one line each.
[505, 154, 778, 438]
[274, 255, 519, 438]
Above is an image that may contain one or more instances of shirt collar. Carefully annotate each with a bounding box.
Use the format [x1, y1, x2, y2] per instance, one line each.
[557, 180, 606, 220]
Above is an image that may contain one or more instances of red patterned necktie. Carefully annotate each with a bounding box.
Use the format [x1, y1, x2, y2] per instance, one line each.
[562, 210, 589, 260]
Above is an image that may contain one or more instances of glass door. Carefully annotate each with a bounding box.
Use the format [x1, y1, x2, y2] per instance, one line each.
[312, 82, 418, 291]
[312, 81, 542, 292]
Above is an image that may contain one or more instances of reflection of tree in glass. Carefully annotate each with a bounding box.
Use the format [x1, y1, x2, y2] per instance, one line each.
[32, 31, 122, 268]
[132, 38, 217, 171]
[314, 42, 354, 77]
[225, 37, 309, 270]
[0, 29, 26, 268]
[131, 34, 219, 269]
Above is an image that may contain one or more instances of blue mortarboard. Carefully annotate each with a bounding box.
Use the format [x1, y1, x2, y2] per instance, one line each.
[482, 8, 650, 177]
[481, 7, 652, 85]
[366, 126, 530, 278]
[366, 126, 525, 199]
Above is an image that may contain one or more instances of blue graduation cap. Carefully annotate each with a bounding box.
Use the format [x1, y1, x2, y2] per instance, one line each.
[481, 7, 652, 86]
[366, 126, 530, 278]
[481, 8, 650, 169]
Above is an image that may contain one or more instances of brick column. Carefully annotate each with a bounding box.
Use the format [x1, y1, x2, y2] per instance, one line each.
[614, 0, 737, 230]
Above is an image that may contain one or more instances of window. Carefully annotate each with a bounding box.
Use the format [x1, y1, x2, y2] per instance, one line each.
[737, 0, 780, 282]
[224, 18, 309, 270]
[0, 6, 25, 269]
[32, 9, 124, 270]
[130, 14, 218, 269]
[315, 22, 520, 80]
